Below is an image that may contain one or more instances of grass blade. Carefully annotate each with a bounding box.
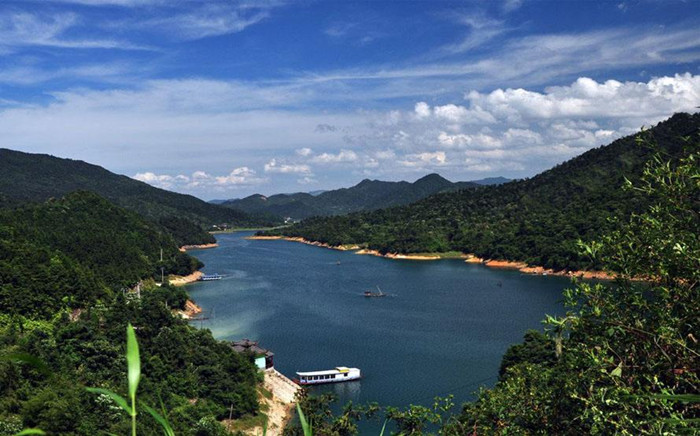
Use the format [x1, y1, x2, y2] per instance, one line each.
[143, 403, 175, 436]
[296, 403, 312, 436]
[379, 419, 387, 436]
[14, 430, 46, 435]
[86, 387, 132, 414]
[1, 353, 52, 377]
[126, 323, 141, 400]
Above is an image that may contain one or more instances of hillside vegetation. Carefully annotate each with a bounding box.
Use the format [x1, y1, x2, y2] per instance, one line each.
[266, 113, 699, 271]
[0, 192, 259, 434]
[223, 173, 482, 220]
[0, 149, 276, 244]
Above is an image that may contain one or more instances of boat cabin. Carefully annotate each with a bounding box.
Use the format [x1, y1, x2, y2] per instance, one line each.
[296, 367, 361, 385]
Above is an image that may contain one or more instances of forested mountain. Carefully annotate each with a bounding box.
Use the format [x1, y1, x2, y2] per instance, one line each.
[222, 173, 482, 220]
[0, 191, 259, 434]
[0, 191, 202, 317]
[264, 113, 700, 271]
[0, 149, 276, 244]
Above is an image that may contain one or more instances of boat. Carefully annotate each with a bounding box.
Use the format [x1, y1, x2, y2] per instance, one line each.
[199, 273, 223, 281]
[295, 367, 361, 385]
[364, 285, 386, 297]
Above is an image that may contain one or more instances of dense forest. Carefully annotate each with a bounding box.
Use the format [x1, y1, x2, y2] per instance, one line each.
[222, 173, 486, 220]
[265, 113, 700, 271]
[0, 149, 277, 245]
[0, 192, 260, 435]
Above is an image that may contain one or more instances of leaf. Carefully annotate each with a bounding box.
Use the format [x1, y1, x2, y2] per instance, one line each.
[1, 353, 52, 377]
[14, 430, 46, 435]
[610, 362, 622, 377]
[653, 394, 700, 403]
[379, 419, 388, 436]
[86, 387, 132, 414]
[126, 323, 141, 401]
[296, 403, 312, 436]
[143, 403, 175, 436]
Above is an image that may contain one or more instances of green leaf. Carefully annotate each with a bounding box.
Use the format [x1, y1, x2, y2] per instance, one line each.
[1, 353, 52, 377]
[143, 403, 175, 436]
[653, 394, 700, 403]
[379, 419, 388, 436]
[86, 387, 132, 414]
[14, 430, 46, 435]
[126, 323, 141, 401]
[610, 362, 622, 377]
[297, 403, 312, 436]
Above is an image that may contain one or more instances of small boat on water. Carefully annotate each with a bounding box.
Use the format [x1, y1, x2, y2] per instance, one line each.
[295, 367, 361, 385]
[200, 273, 223, 281]
[364, 285, 386, 297]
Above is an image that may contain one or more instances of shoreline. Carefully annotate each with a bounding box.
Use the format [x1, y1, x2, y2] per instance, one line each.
[179, 243, 218, 252]
[177, 299, 203, 319]
[168, 271, 203, 286]
[249, 235, 617, 280]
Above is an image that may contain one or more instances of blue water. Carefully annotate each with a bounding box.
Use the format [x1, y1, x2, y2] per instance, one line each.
[187, 232, 570, 430]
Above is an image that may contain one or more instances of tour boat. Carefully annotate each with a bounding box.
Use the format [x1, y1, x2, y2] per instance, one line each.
[295, 367, 361, 385]
[200, 273, 223, 281]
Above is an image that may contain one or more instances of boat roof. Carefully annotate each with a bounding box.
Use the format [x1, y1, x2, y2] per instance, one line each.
[296, 367, 358, 376]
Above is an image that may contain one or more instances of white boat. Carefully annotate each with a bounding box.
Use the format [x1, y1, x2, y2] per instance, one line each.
[295, 367, 361, 385]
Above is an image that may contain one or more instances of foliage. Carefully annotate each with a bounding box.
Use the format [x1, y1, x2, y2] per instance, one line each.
[266, 113, 699, 271]
[0, 193, 260, 435]
[283, 392, 380, 436]
[449, 134, 699, 434]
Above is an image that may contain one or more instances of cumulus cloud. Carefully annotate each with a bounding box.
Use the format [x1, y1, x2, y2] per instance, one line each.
[310, 149, 358, 164]
[134, 167, 265, 191]
[399, 151, 447, 168]
[264, 159, 312, 174]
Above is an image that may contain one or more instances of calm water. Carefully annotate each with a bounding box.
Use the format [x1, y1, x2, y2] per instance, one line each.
[188, 232, 570, 430]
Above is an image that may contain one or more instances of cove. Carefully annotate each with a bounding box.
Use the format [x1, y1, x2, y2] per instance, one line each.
[187, 231, 570, 428]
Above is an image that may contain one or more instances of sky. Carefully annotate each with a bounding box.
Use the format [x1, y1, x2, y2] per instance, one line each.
[0, 0, 699, 200]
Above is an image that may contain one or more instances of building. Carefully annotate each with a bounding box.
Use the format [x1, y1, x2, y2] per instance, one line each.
[230, 339, 274, 370]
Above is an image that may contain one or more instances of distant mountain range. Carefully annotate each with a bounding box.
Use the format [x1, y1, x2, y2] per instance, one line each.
[0, 149, 275, 244]
[263, 113, 699, 271]
[220, 174, 509, 220]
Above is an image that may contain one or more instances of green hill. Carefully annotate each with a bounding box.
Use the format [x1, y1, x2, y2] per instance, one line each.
[0, 149, 276, 244]
[0, 191, 259, 434]
[0, 191, 204, 317]
[264, 113, 699, 271]
[223, 173, 481, 220]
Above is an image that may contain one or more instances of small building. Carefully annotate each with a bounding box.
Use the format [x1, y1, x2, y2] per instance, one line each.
[230, 339, 274, 369]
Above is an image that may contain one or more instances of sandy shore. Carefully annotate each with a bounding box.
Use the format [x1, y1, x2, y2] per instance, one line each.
[179, 243, 219, 252]
[247, 235, 360, 251]
[168, 271, 203, 286]
[176, 299, 203, 319]
[249, 235, 617, 279]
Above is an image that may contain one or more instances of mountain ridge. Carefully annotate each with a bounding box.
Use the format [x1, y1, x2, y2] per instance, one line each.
[220, 173, 507, 220]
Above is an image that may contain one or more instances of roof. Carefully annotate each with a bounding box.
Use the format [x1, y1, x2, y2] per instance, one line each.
[229, 339, 273, 357]
[296, 367, 359, 377]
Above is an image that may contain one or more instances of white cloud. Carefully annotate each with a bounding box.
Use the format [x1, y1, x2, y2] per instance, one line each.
[296, 147, 313, 156]
[134, 167, 265, 191]
[399, 151, 447, 168]
[414, 102, 431, 118]
[310, 149, 358, 164]
[264, 159, 312, 174]
[0, 12, 150, 51]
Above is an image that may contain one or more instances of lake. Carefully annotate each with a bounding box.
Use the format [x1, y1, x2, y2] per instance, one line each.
[187, 231, 571, 430]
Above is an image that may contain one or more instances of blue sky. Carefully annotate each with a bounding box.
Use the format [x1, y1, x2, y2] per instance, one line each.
[1, 0, 699, 199]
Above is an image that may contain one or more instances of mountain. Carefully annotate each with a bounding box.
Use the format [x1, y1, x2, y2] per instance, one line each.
[471, 176, 511, 185]
[0, 149, 276, 243]
[263, 113, 699, 271]
[222, 173, 481, 220]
